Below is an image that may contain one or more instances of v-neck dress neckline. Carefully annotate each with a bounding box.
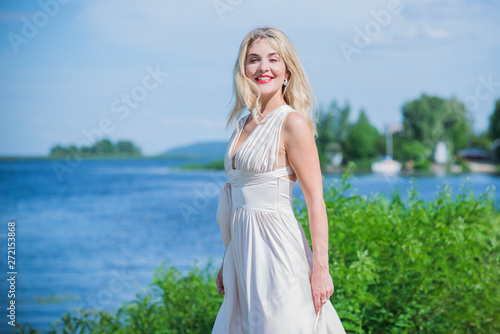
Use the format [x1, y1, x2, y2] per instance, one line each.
[231, 104, 288, 170]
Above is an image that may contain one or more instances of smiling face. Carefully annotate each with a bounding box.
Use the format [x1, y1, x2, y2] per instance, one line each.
[245, 38, 289, 101]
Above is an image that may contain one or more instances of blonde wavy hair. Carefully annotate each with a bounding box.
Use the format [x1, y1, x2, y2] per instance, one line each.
[226, 27, 318, 138]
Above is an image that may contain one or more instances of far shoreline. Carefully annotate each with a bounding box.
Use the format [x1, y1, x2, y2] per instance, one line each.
[0, 155, 199, 161]
[2, 155, 498, 177]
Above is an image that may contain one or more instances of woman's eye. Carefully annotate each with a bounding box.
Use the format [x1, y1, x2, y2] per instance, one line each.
[270, 59, 278, 62]
[249, 59, 258, 63]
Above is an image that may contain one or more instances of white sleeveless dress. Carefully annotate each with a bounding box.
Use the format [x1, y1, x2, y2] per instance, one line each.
[212, 105, 346, 334]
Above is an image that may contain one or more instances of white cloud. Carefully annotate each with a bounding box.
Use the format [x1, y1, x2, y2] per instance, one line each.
[78, 0, 216, 51]
[423, 27, 453, 41]
[336, 0, 499, 48]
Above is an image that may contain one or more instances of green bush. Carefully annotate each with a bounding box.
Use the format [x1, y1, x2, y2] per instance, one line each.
[298, 163, 499, 333]
[413, 159, 431, 170]
[16, 167, 499, 333]
[451, 156, 472, 173]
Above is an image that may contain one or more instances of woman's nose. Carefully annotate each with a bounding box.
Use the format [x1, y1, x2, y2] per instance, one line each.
[258, 60, 270, 73]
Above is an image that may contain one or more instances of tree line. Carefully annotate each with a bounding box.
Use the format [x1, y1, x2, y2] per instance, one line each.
[316, 95, 500, 169]
[49, 139, 142, 158]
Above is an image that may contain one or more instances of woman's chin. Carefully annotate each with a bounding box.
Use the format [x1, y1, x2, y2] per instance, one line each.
[257, 87, 281, 97]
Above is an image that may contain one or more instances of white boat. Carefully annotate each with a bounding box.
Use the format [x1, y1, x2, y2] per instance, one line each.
[371, 155, 402, 174]
[371, 124, 403, 175]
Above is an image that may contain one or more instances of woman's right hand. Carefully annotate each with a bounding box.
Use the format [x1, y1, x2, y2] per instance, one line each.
[216, 264, 224, 295]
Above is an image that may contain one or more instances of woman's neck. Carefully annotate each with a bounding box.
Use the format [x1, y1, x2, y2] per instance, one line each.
[260, 90, 287, 116]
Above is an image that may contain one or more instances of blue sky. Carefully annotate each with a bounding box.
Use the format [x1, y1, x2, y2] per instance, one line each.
[1, 0, 499, 156]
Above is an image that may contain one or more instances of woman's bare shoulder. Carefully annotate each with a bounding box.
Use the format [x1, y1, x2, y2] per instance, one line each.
[282, 110, 311, 137]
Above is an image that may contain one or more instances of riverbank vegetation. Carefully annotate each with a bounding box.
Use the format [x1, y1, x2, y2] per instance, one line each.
[181, 159, 225, 170]
[14, 165, 499, 333]
[49, 139, 142, 158]
[317, 96, 500, 173]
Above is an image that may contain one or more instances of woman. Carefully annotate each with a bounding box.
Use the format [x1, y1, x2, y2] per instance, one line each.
[212, 27, 345, 333]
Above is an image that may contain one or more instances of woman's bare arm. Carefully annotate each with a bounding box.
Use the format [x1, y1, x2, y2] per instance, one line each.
[282, 112, 334, 315]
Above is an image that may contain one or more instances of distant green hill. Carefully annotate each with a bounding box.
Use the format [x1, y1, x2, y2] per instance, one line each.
[159, 141, 228, 160]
